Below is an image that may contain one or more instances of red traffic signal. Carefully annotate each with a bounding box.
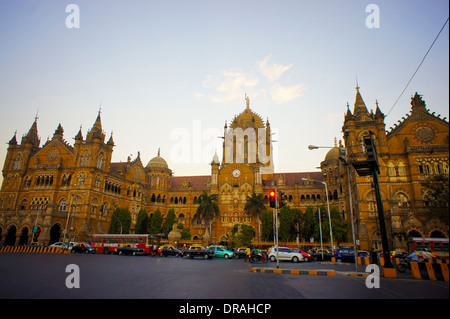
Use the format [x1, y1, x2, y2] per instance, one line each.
[269, 190, 276, 208]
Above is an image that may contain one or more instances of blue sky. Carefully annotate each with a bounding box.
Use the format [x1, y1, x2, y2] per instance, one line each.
[0, 0, 448, 182]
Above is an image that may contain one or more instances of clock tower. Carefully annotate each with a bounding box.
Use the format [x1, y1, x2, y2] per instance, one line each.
[210, 95, 273, 242]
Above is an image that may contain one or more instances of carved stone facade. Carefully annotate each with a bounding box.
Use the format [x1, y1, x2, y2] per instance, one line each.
[340, 88, 449, 250]
[1, 91, 448, 249]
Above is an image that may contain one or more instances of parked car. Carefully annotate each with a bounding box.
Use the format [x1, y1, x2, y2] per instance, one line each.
[311, 249, 333, 261]
[116, 245, 145, 256]
[161, 245, 184, 257]
[183, 245, 214, 259]
[208, 245, 235, 259]
[268, 246, 304, 262]
[290, 248, 312, 262]
[50, 242, 68, 249]
[71, 243, 96, 254]
[334, 248, 368, 262]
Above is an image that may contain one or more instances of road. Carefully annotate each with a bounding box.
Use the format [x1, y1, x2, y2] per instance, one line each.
[0, 253, 448, 301]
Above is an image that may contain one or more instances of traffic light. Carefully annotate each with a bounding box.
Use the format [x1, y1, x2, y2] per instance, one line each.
[269, 190, 276, 208]
[279, 191, 286, 208]
[294, 224, 299, 234]
[33, 226, 41, 242]
[363, 135, 377, 162]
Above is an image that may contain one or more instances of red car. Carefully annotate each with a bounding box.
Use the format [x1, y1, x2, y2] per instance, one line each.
[288, 246, 312, 262]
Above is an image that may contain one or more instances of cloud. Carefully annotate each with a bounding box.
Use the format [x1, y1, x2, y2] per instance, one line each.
[270, 83, 305, 104]
[257, 55, 293, 82]
[196, 69, 259, 103]
[197, 57, 304, 105]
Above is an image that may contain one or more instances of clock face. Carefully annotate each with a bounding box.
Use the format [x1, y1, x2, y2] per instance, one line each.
[232, 169, 241, 178]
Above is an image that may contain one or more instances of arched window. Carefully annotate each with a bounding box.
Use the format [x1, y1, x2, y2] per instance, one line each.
[11, 154, 23, 170]
[59, 198, 67, 211]
[20, 198, 27, 210]
[97, 152, 105, 169]
[80, 149, 90, 166]
[397, 193, 409, 207]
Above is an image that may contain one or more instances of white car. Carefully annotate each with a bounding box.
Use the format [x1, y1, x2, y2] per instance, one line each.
[50, 242, 68, 249]
[268, 246, 304, 262]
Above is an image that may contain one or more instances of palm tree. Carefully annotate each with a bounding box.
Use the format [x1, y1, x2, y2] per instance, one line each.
[195, 191, 220, 243]
[244, 192, 265, 243]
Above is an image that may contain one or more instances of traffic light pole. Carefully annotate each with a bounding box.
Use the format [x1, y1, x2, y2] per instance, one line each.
[372, 167, 393, 268]
[274, 186, 279, 269]
[351, 134, 393, 269]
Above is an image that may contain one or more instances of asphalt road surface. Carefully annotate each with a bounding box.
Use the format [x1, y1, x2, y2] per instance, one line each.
[0, 253, 448, 300]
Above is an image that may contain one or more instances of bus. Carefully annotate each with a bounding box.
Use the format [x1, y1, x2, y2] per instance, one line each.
[91, 234, 161, 255]
[407, 237, 449, 260]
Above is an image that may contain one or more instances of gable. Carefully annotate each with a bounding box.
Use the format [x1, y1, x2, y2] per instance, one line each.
[29, 138, 74, 167]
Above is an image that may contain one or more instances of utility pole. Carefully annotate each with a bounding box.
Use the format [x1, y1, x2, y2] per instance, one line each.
[350, 133, 393, 268]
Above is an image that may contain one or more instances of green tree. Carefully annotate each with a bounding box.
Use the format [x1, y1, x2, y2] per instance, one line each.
[180, 227, 192, 240]
[149, 208, 163, 235]
[261, 209, 274, 241]
[162, 208, 176, 237]
[195, 191, 220, 241]
[244, 192, 266, 242]
[313, 206, 350, 244]
[421, 174, 449, 224]
[279, 205, 295, 242]
[303, 206, 315, 242]
[108, 207, 132, 234]
[291, 208, 304, 241]
[231, 224, 256, 248]
[135, 208, 149, 234]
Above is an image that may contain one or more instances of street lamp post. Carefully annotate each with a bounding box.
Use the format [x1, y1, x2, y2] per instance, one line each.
[271, 182, 280, 269]
[308, 144, 358, 271]
[302, 177, 334, 252]
[63, 193, 75, 246]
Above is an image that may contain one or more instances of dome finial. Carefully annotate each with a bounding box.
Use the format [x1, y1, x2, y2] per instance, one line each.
[245, 93, 250, 109]
[158, 147, 160, 156]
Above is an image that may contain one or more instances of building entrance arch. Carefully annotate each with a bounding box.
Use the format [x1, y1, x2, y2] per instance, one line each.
[18, 227, 29, 245]
[49, 224, 62, 245]
[5, 225, 17, 246]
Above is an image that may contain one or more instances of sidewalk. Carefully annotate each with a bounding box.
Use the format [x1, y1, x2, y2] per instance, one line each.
[249, 260, 412, 279]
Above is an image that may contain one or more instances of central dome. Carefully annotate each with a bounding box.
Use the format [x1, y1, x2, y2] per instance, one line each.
[229, 95, 265, 130]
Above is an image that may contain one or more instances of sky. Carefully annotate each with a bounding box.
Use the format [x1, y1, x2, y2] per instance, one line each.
[0, 0, 448, 183]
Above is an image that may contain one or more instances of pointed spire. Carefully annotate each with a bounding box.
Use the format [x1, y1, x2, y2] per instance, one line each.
[374, 100, 384, 119]
[21, 117, 40, 148]
[93, 110, 102, 131]
[8, 131, 18, 145]
[353, 85, 370, 118]
[86, 110, 105, 142]
[157, 147, 160, 156]
[212, 149, 219, 164]
[75, 125, 83, 141]
[52, 123, 64, 140]
[107, 131, 114, 146]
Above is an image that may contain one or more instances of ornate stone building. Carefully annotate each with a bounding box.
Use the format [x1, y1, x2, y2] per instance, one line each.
[0, 98, 326, 246]
[333, 87, 449, 251]
[0, 90, 448, 250]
